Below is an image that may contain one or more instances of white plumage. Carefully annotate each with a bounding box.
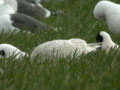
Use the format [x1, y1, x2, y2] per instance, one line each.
[0, 0, 18, 33]
[0, 44, 27, 59]
[0, 0, 17, 14]
[93, 1, 120, 34]
[0, 0, 4, 6]
[0, 14, 18, 33]
[96, 31, 119, 53]
[31, 39, 101, 60]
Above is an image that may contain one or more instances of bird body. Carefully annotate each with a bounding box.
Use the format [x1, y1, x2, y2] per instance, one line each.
[31, 39, 101, 60]
[94, 1, 120, 34]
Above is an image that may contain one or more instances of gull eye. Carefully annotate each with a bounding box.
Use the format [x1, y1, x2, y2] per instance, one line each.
[0, 50, 5, 57]
[96, 33, 103, 42]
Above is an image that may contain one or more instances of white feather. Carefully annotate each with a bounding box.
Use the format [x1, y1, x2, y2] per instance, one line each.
[0, 0, 17, 14]
[99, 31, 119, 53]
[0, 0, 19, 33]
[0, 14, 19, 33]
[31, 39, 101, 60]
[94, 1, 120, 34]
[0, 0, 4, 6]
[0, 44, 27, 59]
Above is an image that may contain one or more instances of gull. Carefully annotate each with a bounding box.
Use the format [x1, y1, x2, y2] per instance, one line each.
[30, 38, 101, 60]
[94, 1, 120, 34]
[0, 44, 27, 59]
[96, 31, 119, 53]
[0, 0, 19, 33]
[0, 0, 53, 33]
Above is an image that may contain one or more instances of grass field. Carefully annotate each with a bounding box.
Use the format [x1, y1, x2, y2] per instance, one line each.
[0, 0, 120, 90]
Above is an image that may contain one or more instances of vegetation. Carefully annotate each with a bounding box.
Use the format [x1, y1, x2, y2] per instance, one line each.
[0, 0, 120, 90]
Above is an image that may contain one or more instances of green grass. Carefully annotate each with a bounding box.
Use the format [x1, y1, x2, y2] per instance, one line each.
[0, 0, 120, 90]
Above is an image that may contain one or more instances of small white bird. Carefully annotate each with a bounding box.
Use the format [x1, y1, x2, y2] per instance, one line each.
[93, 1, 120, 34]
[0, 44, 27, 59]
[96, 31, 119, 53]
[31, 39, 101, 60]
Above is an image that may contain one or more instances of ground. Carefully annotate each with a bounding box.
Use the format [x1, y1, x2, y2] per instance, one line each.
[0, 0, 120, 90]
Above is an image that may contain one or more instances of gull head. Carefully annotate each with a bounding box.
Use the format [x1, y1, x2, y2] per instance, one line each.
[96, 31, 119, 53]
[93, 1, 111, 20]
[0, 44, 27, 59]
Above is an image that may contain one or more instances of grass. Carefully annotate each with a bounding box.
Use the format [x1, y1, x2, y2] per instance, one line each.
[0, 0, 120, 90]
